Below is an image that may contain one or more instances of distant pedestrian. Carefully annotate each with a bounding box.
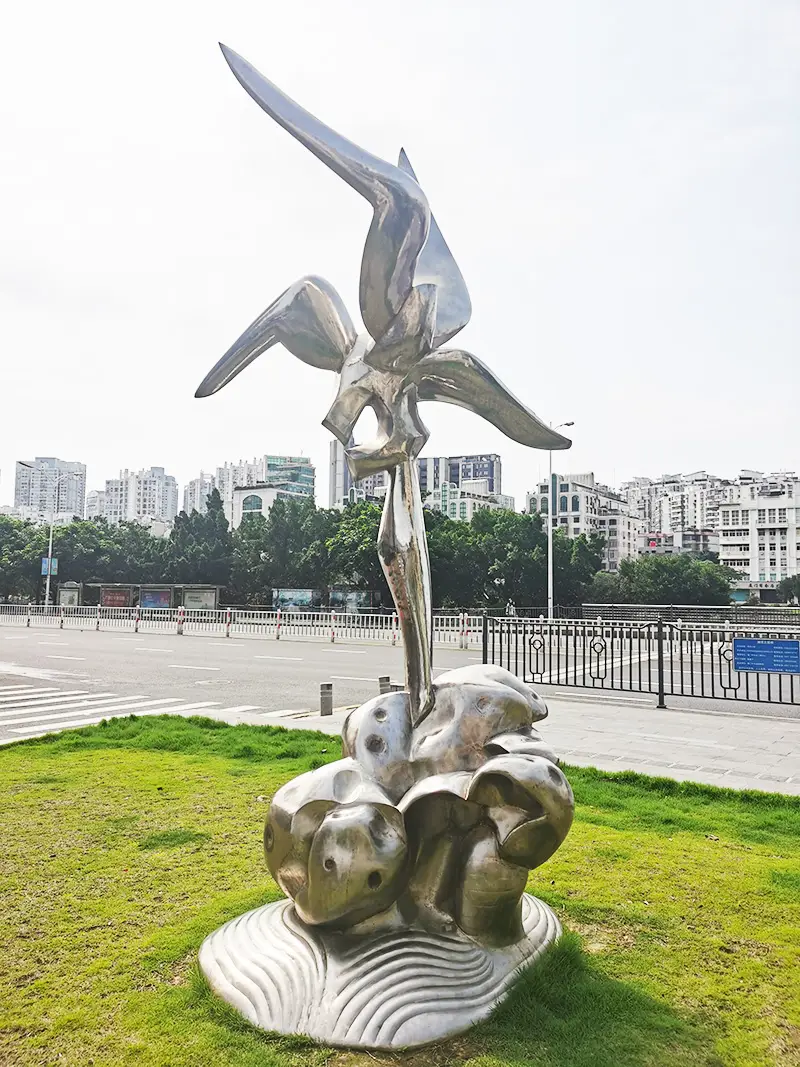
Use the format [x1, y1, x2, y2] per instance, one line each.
[505, 599, 516, 617]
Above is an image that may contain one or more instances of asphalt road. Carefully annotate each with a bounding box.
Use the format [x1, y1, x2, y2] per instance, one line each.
[0, 628, 481, 722]
[2, 628, 798, 791]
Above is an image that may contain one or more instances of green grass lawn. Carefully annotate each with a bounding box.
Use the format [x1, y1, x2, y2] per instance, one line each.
[1, 715, 798, 1067]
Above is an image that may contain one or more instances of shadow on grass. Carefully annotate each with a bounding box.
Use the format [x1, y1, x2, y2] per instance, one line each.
[180, 935, 724, 1067]
[469, 934, 725, 1067]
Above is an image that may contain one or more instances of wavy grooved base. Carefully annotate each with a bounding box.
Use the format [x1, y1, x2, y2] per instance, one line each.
[199, 894, 560, 1049]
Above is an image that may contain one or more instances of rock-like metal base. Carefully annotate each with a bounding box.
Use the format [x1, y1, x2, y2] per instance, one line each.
[199, 893, 560, 1050]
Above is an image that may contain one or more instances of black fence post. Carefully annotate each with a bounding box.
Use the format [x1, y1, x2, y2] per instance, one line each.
[656, 618, 667, 709]
[482, 612, 489, 664]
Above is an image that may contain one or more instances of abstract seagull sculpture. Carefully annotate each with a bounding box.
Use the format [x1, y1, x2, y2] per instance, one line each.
[197, 44, 571, 723]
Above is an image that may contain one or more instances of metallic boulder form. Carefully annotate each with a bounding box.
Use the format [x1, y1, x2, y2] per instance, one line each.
[196, 45, 575, 1050]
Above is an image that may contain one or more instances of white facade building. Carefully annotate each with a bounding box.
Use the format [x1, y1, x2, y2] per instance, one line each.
[103, 467, 179, 525]
[14, 457, 87, 521]
[183, 473, 215, 515]
[230, 484, 309, 529]
[526, 472, 641, 572]
[715, 472, 800, 597]
[218, 456, 314, 522]
[85, 489, 106, 520]
[425, 478, 515, 521]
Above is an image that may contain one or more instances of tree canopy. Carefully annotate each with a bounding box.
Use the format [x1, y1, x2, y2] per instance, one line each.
[588, 553, 737, 606]
[0, 499, 739, 609]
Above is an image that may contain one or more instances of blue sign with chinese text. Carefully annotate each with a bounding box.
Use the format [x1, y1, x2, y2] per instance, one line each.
[733, 637, 800, 675]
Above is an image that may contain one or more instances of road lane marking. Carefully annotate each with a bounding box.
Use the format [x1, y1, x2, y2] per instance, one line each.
[214, 705, 261, 713]
[1, 698, 194, 728]
[135, 648, 174, 653]
[255, 656, 303, 661]
[0, 688, 61, 702]
[9, 700, 220, 735]
[0, 685, 39, 694]
[38, 641, 70, 646]
[3, 636, 29, 640]
[331, 676, 380, 682]
[320, 649, 367, 655]
[168, 664, 220, 671]
[0, 697, 180, 723]
[209, 642, 244, 648]
[46, 656, 86, 661]
[0, 692, 107, 713]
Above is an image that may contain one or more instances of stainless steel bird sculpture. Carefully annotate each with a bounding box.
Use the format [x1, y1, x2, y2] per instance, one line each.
[196, 44, 571, 721]
[196, 44, 577, 1050]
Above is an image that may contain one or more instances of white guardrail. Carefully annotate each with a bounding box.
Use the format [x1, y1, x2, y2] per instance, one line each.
[0, 605, 484, 649]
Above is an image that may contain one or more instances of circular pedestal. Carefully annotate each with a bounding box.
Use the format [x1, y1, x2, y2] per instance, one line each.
[198, 893, 560, 1050]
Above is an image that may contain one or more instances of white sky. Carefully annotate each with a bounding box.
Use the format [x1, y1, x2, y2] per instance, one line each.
[1, 0, 798, 509]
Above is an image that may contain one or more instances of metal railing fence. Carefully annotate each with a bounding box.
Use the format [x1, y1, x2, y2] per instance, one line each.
[0, 605, 483, 649]
[483, 616, 800, 708]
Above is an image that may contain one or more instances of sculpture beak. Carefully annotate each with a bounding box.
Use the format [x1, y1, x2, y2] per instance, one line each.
[195, 319, 279, 398]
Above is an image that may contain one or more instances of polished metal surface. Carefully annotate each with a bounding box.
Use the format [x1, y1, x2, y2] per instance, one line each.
[195, 43, 571, 723]
[197, 44, 575, 1049]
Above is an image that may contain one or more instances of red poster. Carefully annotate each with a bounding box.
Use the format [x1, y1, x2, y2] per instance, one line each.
[101, 588, 132, 608]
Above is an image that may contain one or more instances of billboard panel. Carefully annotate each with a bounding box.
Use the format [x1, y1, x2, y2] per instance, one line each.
[183, 588, 217, 610]
[140, 588, 171, 610]
[101, 587, 132, 608]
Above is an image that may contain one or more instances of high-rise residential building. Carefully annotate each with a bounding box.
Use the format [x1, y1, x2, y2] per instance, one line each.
[526, 472, 641, 572]
[714, 472, 800, 599]
[14, 457, 87, 521]
[328, 440, 387, 508]
[425, 478, 515, 521]
[85, 489, 106, 520]
[418, 454, 502, 497]
[183, 473, 215, 515]
[103, 467, 179, 525]
[217, 456, 314, 522]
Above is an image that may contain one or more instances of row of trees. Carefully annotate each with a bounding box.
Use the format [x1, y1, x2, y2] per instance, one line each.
[0, 490, 747, 607]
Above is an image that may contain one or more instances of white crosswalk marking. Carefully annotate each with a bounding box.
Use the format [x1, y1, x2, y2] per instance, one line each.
[0, 684, 263, 741]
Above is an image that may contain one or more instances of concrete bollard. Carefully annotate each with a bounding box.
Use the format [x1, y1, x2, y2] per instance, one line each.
[320, 682, 333, 716]
[390, 682, 403, 693]
[96, 605, 101, 632]
[275, 607, 281, 641]
[378, 675, 391, 695]
[177, 606, 185, 636]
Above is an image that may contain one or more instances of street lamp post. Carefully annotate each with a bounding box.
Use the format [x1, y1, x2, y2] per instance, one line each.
[547, 422, 574, 619]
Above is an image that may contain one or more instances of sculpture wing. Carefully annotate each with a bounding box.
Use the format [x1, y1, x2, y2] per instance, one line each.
[397, 150, 472, 348]
[195, 275, 356, 398]
[410, 349, 572, 451]
[220, 45, 429, 343]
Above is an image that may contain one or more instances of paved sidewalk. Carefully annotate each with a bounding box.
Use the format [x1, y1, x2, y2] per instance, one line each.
[213, 692, 800, 795]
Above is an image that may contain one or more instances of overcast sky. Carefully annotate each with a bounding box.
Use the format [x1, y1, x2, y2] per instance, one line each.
[2, 0, 798, 510]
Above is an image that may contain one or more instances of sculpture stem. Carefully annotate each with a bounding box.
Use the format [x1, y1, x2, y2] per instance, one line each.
[377, 459, 433, 724]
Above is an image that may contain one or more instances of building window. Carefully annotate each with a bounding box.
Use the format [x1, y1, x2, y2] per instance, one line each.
[540, 497, 548, 514]
[758, 509, 766, 523]
[559, 483, 569, 493]
[571, 495, 580, 512]
[241, 494, 263, 512]
[459, 502, 468, 519]
[779, 509, 787, 523]
[560, 495, 568, 513]
[768, 509, 776, 522]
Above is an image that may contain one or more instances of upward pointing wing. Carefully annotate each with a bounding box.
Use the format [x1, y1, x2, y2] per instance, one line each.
[410, 349, 572, 451]
[397, 149, 471, 348]
[220, 44, 429, 343]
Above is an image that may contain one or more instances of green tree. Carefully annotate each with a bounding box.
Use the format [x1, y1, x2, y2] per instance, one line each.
[613, 554, 735, 605]
[426, 510, 486, 608]
[325, 502, 389, 601]
[167, 489, 233, 588]
[777, 575, 800, 604]
[587, 569, 622, 603]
